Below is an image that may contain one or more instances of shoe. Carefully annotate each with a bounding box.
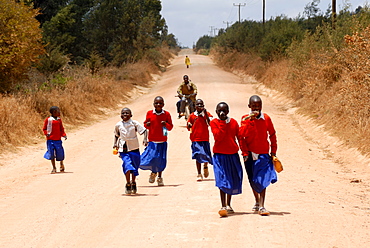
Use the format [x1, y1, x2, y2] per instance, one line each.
[60, 164, 65, 172]
[218, 207, 228, 217]
[197, 174, 203, 181]
[203, 166, 209, 178]
[125, 183, 132, 195]
[226, 206, 234, 214]
[252, 203, 260, 211]
[149, 172, 157, 183]
[258, 207, 270, 216]
[180, 112, 185, 116]
[51, 168, 56, 174]
[157, 177, 164, 186]
[131, 182, 137, 194]
[178, 114, 182, 119]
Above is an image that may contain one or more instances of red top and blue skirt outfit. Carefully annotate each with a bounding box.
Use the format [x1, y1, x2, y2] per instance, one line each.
[140, 110, 173, 173]
[239, 112, 277, 193]
[42, 116, 66, 161]
[187, 111, 213, 164]
[210, 117, 243, 195]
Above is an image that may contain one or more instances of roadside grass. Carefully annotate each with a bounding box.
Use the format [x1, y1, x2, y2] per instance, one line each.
[211, 25, 370, 156]
[0, 48, 174, 154]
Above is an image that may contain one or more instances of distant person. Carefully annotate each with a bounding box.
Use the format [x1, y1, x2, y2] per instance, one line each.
[210, 102, 243, 217]
[185, 55, 191, 68]
[113, 107, 148, 195]
[140, 96, 173, 186]
[187, 99, 213, 181]
[176, 75, 197, 118]
[239, 95, 278, 216]
[42, 106, 67, 174]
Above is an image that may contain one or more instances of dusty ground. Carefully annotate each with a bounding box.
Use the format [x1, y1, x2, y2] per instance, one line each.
[1, 50, 370, 247]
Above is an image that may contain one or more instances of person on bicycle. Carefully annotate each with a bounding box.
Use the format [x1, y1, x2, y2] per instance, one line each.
[176, 75, 197, 118]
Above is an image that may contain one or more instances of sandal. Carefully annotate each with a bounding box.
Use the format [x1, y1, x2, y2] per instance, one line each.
[258, 207, 270, 216]
[252, 203, 259, 211]
[203, 166, 209, 178]
[226, 205, 234, 214]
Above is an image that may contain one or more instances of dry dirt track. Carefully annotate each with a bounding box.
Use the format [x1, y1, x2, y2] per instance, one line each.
[1, 49, 370, 248]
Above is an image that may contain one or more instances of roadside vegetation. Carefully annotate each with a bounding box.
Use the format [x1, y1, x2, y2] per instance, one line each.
[0, 0, 180, 152]
[197, 1, 370, 155]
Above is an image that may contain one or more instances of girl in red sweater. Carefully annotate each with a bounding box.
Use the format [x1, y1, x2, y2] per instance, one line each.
[239, 95, 278, 216]
[210, 102, 243, 217]
[140, 96, 173, 186]
[187, 99, 213, 181]
[42, 106, 67, 174]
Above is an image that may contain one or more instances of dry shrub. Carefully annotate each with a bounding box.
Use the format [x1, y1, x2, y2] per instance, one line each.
[0, 60, 161, 153]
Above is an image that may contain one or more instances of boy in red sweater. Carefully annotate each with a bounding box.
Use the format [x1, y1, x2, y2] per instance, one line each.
[187, 99, 213, 181]
[239, 95, 278, 216]
[210, 102, 243, 217]
[42, 106, 67, 174]
[140, 96, 173, 186]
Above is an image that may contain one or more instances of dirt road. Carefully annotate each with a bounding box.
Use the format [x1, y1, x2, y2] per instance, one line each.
[1, 50, 370, 247]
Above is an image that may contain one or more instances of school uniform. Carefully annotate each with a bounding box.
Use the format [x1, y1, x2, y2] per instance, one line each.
[140, 110, 173, 173]
[187, 111, 213, 164]
[239, 112, 278, 193]
[42, 116, 66, 161]
[210, 117, 243, 195]
[114, 119, 146, 176]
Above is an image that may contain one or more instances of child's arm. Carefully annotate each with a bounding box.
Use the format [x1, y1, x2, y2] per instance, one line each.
[142, 130, 148, 146]
[113, 125, 120, 148]
[60, 119, 67, 140]
[164, 112, 173, 131]
[42, 118, 49, 137]
[144, 112, 151, 128]
[266, 116, 277, 156]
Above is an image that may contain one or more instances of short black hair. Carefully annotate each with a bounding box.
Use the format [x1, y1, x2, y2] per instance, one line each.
[249, 95, 262, 104]
[49, 106, 59, 114]
[217, 102, 229, 110]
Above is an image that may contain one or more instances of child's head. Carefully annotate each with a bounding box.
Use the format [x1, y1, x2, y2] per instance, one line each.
[49, 106, 61, 117]
[216, 102, 229, 120]
[248, 95, 262, 116]
[195, 99, 205, 113]
[120, 107, 132, 121]
[153, 96, 164, 112]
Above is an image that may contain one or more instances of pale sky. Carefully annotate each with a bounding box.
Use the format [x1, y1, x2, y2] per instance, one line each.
[161, 0, 368, 47]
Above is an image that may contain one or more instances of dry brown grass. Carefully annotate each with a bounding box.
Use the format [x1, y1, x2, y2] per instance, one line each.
[212, 27, 370, 156]
[0, 58, 166, 154]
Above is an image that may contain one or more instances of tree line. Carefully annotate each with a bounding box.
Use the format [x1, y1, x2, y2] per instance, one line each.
[0, 0, 179, 92]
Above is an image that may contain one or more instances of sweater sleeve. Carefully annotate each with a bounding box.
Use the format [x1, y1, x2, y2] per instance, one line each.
[42, 118, 48, 135]
[266, 115, 277, 154]
[59, 119, 66, 137]
[210, 119, 227, 141]
[238, 116, 255, 156]
[165, 111, 173, 131]
[144, 111, 151, 129]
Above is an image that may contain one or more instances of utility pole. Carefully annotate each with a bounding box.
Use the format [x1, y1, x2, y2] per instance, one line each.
[213, 28, 219, 37]
[262, 0, 266, 26]
[209, 26, 214, 37]
[332, 0, 336, 29]
[223, 21, 233, 29]
[233, 3, 246, 23]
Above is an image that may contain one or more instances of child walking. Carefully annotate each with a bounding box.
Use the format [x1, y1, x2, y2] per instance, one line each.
[187, 99, 213, 181]
[210, 102, 243, 217]
[140, 96, 173, 186]
[113, 107, 148, 195]
[239, 95, 278, 216]
[42, 106, 67, 174]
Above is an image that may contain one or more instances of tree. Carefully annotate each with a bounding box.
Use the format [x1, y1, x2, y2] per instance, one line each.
[0, 0, 45, 92]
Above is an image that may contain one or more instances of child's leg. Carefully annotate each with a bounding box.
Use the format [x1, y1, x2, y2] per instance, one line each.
[60, 160, 65, 172]
[226, 194, 232, 207]
[131, 173, 136, 183]
[125, 171, 131, 183]
[196, 161, 201, 174]
[158, 171, 162, 178]
[219, 190, 226, 207]
[51, 158, 56, 173]
[259, 189, 266, 208]
[203, 162, 209, 178]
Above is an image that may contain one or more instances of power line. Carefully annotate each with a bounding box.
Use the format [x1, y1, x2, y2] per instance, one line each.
[233, 3, 246, 22]
[223, 21, 233, 29]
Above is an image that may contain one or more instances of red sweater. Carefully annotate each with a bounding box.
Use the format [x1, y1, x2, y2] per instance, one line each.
[239, 113, 277, 156]
[210, 118, 240, 154]
[42, 117, 66, 140]
[144, 110, 173, 142]
[187, 111, 213, 142]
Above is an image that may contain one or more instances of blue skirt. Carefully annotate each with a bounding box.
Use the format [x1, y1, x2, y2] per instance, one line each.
[139, 142, 167, 173]
[244, 154, 277, 193]
[44, 140, 65, 161]
[191, 141, 212, 164]
[213, 153, 243, 195]
[120, 150, 140, 176]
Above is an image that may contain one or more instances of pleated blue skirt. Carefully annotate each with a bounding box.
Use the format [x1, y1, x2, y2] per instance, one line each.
[139, 142, 167, 173]
[244, 153, 277, 193]
[213, 153, 243, 195]
[191, 141, 213, 164]
[120, 150, 140, 176]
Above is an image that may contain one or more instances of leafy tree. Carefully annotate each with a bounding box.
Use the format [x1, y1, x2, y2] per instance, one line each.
[0, 0, 45, 92]
[31, 0, 68, 26]
[195, 35, 213, 51]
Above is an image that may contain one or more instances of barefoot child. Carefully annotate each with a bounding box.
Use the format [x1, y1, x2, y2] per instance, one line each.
[113, 108, 148, 195]
[210, 102, 243, 217]
[239, 95, 278, 216]
[187, 99, 213, 181]
[42, 106, 67, 174]
[140, 96, 173, 186]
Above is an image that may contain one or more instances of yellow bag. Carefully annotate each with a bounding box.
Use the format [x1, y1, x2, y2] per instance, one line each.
[272, 156, 283, 173]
